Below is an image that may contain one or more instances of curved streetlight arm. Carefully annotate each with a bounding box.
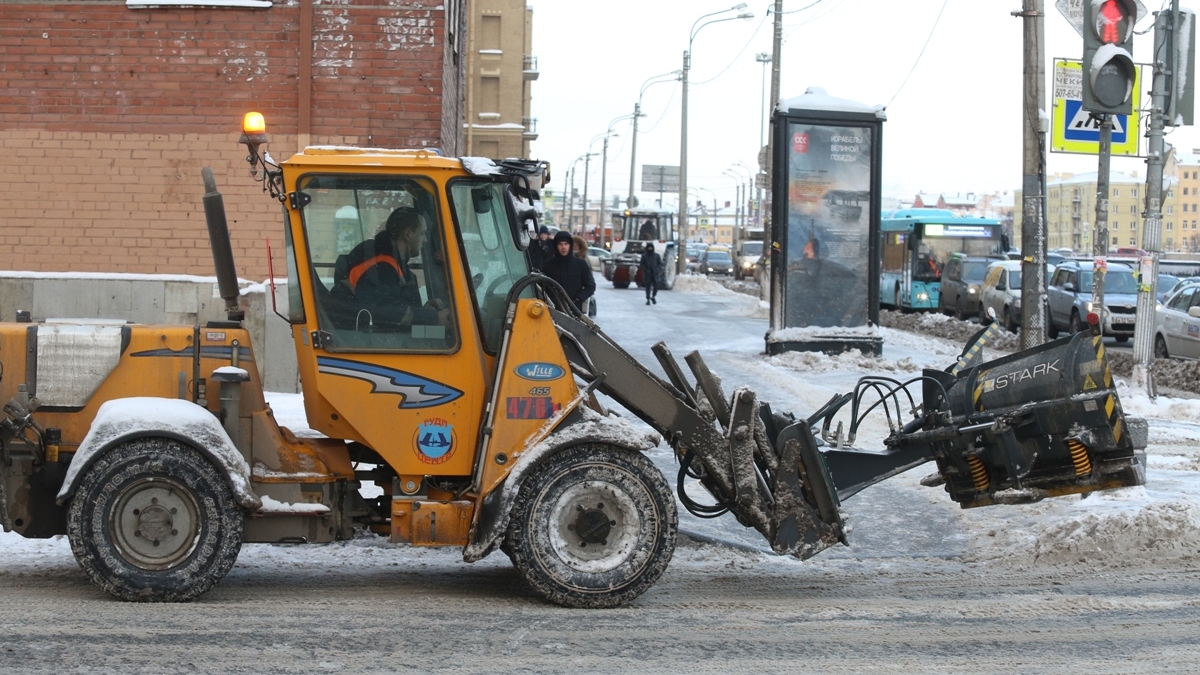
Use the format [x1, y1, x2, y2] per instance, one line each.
[689, 3, 748, 43]
[640, 71, 681, 102]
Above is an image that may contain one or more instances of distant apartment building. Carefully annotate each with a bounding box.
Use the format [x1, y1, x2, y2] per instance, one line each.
[465, 0, 537, 158]
[1017, 169, 1198, 253]
[1166, 151, 1200, 252]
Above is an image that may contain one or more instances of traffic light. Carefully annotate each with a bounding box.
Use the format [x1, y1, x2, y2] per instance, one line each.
[1083, 0, 1138, 115]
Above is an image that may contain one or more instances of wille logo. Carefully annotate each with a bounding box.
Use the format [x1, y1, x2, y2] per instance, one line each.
[515, 362, 564, 381]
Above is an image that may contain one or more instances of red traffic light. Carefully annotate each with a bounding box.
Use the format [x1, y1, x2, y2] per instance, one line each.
[1094, 0, 1135, 45]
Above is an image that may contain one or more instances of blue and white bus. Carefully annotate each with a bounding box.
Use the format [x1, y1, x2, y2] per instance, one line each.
[880, 209, 1006, 311]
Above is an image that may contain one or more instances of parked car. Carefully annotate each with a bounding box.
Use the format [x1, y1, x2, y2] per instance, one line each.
[1158, 273, 1182, 303]
[1110, 246, 1147, 257]
[698, 246, 734, 276]
[586, 246, 611, 273]
[1154, 281, 1200, 359]
[734, 240, 764, 280]
[1047, 260, 1138, 340]
[979, 260, 1023, 331]
[1049, 247, 1075, 257]
[685, 242, 706, 272]
[938, 254, 997, 319]
[1045, 252, 1067, 268]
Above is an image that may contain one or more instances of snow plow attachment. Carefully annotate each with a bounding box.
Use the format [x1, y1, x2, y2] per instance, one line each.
[551, 302, 1145, 560]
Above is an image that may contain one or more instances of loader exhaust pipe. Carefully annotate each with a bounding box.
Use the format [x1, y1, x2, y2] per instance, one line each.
[202, 167, 244, 322]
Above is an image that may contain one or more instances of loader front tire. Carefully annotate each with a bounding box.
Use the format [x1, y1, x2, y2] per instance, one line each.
[505, 444, 677, 608]
[67, 438, 243, 602]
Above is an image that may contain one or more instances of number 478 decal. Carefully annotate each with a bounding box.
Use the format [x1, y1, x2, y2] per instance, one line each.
[506, 397, 560, 419]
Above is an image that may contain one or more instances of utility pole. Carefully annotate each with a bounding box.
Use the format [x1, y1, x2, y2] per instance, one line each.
[1017, 0, 1048, 349]
[1132, 6, 1175, 396]
[766, 0, 783, 303]
[1090, 114, 1112, 335]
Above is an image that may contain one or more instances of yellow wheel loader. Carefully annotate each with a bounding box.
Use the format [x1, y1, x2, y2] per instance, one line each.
[0, 114, 1146, 607]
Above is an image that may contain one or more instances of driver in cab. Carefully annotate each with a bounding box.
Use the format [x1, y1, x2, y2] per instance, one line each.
[340, 207, 450, 330]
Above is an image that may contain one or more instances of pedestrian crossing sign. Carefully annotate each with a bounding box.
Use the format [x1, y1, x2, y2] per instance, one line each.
[1051, 58, 1143, 156]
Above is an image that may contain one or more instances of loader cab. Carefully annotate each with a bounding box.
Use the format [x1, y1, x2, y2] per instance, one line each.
[264, 141, 544, 475]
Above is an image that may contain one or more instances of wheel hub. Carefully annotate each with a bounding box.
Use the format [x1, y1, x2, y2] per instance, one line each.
[110, 477, 201, 570]
[550, 480, 641, 571]
[573, 506, 613, 544]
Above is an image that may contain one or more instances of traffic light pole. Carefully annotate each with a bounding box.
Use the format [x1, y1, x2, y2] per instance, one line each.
[1018, 0, 1048, 349]
[1091, 115, 1111, 328]
[1131, 6, 1174, 397]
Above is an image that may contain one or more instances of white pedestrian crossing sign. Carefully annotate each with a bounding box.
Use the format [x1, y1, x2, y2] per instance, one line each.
[1051, 58, 1142, 156]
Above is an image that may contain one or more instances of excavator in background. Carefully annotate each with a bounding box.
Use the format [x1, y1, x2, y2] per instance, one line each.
[0, 113, 1146, 607]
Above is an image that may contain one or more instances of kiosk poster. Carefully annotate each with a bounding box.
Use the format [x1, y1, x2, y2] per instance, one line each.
[784, 122, 872, 327]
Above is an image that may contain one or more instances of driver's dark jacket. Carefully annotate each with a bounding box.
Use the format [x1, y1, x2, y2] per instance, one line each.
[334, 230, 435, 329]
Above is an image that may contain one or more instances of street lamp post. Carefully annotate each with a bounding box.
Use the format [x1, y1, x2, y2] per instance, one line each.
[722, 169, 743, 250]
[627, 71, 681, 216]
[677, 4, 754, 274]
[601, 114, 635, 249]
[566, 153, 590, 232]
[732, 162, 755, 227]
[581, 133, 608, 238]
[754, 52, 771, 229]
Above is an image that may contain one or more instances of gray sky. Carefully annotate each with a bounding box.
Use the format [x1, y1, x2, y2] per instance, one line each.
[529, 0, 1200, 212]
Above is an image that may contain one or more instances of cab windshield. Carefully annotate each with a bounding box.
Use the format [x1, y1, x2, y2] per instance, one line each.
[448, 180, 533, 354]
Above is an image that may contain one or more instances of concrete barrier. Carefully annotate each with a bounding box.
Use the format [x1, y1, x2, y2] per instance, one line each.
[0, 273, 300, 393]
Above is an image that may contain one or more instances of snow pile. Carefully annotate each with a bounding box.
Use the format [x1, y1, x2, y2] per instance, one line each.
[768, 349, 918, 375]
[672, 274, 768, 318]
[672, 274, 731, 293]
[879, 310, 1021, 352]
[1118, 387, 1200, 423]
[966, 487, 1200, 569]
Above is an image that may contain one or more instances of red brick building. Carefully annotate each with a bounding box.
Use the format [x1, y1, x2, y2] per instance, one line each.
[0, 0, 464, 278]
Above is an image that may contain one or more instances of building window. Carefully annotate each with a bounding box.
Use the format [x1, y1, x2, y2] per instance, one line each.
[480, 76, 500, 114]
[1186, 187, 1191, 196]
[1131, 221, 1137, 230]
[1168, 221, 1174, 230]
[1112, 203, 1119, 213]
[1112, 236, 1119, 245]
[480, 15, 501, 51]
[1131, 205, 1137, 214]
[1168, 205, 1174, 214]
[1131, 188, 1138, 198]
[1113, 188, 1120, 197]
[1130, 238, 1136, 245]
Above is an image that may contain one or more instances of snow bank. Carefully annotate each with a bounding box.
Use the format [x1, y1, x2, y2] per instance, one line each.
[768, 349, 918, 375]
[1118, 386, 1200, 424]
[671, 274, 767, 318]
[965, 487, 1200, 569]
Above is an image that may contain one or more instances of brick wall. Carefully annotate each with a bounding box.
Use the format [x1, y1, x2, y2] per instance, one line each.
[0, 0, 463, 278]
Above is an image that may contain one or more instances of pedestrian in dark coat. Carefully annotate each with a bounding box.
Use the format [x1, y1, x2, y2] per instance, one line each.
[542, 230, 595, 313]
[639, 243, 662, 305]
[528, 226, 554, 271]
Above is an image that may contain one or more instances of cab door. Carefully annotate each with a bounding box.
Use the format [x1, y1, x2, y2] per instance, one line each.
[288, 172, 489, 478]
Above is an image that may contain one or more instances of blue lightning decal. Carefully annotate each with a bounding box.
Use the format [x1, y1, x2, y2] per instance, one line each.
[316, 357, 463, 409]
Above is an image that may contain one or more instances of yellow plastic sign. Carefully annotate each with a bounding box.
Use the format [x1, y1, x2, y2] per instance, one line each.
[1051, 58, 1143, 156]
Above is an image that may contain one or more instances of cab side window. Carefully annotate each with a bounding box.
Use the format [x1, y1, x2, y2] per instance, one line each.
[299, 174, 457, 352]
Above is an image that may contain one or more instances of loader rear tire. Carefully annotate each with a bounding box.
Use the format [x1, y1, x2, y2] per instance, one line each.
[505, 444, 677, 608]
[67, 438, 243, 602]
